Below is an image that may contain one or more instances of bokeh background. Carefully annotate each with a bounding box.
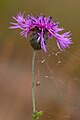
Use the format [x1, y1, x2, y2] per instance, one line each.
[0, 0, 80, 120]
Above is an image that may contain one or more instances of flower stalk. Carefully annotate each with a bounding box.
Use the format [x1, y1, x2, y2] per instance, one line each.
[32, 50, 43, 120]
[32, 50, 36, 114]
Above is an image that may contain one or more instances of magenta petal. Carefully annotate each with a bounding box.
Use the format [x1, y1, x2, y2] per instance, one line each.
[48, 33, 52, 39]
[40, 29, 47, 52]
[55, 32, 72, 50]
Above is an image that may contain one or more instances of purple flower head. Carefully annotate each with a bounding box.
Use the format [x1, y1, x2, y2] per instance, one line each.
[10, 13, 72, 52]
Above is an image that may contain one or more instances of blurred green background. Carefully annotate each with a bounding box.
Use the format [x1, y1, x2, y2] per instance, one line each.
[0, 0, 80, 120]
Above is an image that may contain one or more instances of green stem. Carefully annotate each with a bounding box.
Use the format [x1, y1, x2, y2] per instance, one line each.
[32, 50, 37, 113]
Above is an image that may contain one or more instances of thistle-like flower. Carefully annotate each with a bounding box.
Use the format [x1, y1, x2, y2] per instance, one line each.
[10, 13, 72, 52]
